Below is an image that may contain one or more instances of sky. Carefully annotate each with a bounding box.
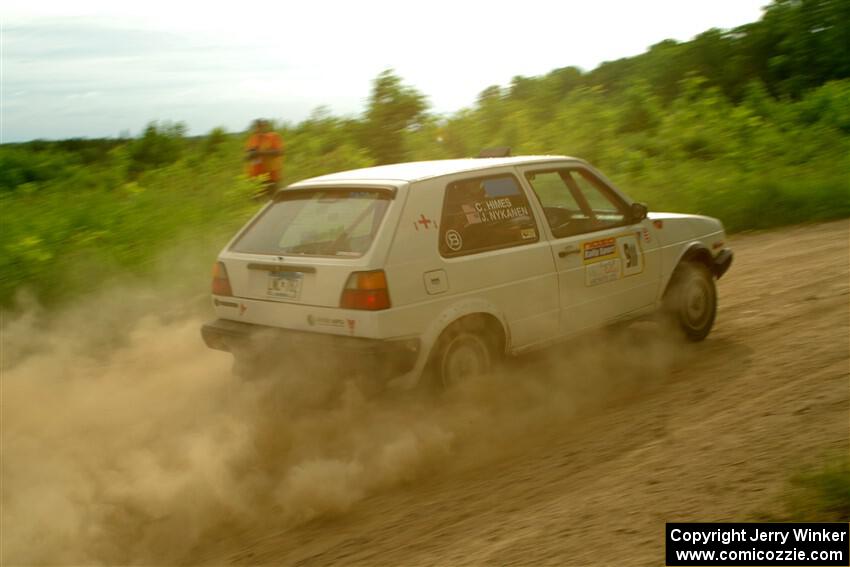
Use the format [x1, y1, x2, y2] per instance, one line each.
[2, 0, 768, 143]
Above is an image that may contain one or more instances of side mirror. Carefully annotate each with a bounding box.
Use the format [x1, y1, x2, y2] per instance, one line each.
[630, 202, 648, 222]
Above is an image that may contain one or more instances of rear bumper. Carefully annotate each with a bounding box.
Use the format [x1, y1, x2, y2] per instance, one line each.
[201, 318, 420, 376]
[713, 248, 733, 279]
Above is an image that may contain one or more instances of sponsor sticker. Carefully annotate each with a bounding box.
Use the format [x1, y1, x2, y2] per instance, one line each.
[586, 258, 621, 286]
[619, 234, 643, 277]
[582, 232, 645, 285]
[583, 237, 617, 264]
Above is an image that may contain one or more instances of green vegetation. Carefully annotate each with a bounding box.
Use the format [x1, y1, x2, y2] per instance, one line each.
[2, 0, 849, 308]
[0, 132, 260, 306]
[784, 456, 850, 521]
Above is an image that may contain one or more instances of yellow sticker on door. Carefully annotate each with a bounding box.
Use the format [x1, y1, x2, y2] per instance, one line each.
[582, 237, 617, 264]
[582, 232, 644, 286]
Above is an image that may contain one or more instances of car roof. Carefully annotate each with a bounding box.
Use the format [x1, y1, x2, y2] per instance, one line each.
[288, 155, 582, 186]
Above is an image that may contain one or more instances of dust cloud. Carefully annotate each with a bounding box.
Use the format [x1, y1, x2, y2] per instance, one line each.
[1, 284, 687, 565]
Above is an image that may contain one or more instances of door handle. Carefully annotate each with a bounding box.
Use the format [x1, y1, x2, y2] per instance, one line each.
[558, 244, 581, 258]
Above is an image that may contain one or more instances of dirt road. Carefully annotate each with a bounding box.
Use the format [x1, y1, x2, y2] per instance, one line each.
[3, 220, 848, 566]
[193, 219, 848, 566]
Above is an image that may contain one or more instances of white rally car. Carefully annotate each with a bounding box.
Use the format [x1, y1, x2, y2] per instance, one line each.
[202, 153, 733, 388]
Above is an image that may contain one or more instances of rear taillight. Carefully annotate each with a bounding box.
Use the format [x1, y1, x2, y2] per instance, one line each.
[340, 270, 391, 310]
[211, 261, 233, 296]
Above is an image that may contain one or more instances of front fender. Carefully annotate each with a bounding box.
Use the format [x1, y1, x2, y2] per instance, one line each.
[661, 241, 714, 298]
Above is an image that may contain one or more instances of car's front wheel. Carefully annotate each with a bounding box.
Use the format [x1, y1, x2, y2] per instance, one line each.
[662, 261, 717, 341]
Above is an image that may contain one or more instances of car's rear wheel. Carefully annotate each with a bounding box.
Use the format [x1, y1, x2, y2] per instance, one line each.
[662, 261, 717, 341]
[431, 320, 498, 390]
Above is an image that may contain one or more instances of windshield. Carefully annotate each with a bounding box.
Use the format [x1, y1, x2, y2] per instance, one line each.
[231, 189, 392, 257]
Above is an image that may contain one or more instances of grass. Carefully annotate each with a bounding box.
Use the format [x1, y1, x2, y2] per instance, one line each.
[785, 456, 850, 522]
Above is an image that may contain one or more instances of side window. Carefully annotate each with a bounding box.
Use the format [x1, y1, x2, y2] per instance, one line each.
[525, 171, 582, 210]
[571, 169, 625, 222]
[525, 168, 628, 238]
[439, 174, 539, 257]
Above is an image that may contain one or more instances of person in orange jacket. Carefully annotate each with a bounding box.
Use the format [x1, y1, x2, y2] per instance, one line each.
[245, 119, 284, 198]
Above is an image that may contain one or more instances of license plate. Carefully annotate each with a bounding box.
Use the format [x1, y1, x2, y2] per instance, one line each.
[267, 271, 303, 299]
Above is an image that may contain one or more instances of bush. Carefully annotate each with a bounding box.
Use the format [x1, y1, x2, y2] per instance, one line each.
[127, 121, 187, 177]
[785, 457, 850, 521]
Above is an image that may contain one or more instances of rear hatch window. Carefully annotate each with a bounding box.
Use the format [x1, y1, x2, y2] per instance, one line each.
[231, 188, 393, 258]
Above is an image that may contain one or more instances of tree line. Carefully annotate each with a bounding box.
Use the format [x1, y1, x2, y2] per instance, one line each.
[1, 0, 848, 307]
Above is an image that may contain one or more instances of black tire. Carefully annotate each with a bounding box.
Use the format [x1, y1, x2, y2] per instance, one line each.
[662, 261, 717, 341]
[431, 320, 497, 390]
